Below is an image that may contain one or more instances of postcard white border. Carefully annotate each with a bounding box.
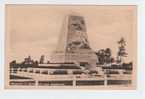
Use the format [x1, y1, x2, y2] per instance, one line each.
[0, 0, 145, 99]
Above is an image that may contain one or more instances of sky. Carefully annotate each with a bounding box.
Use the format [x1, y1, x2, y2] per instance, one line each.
[6, 5, 137, 62]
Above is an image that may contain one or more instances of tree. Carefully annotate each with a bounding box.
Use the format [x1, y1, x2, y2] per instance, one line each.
[105, 48, 112, 64]
[96, 49, 106, 64]
[23, 55, 32, 64]
[117, 37, 128, 63]
[40, 55, 45, 64]
[96, 48, 113, 65]
[34, 60, 38, 67]
[10, 60, 17, 68]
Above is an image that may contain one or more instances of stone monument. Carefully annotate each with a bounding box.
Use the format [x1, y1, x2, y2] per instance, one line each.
[51, 14, 98, 70]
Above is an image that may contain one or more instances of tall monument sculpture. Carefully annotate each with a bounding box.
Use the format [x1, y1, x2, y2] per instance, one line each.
[51, 14, 98, 70]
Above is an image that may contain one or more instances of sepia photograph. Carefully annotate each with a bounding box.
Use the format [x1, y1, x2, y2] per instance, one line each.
[5, 5, 137, 89]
